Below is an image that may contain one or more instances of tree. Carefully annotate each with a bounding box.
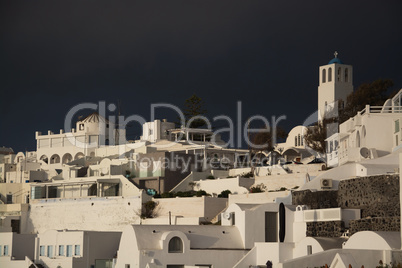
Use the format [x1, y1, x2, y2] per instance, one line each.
[339, 79, 395, 123]
[304, 121, 328, 154]
[180, 94, 208, 128]
[250, 126, 287, 153]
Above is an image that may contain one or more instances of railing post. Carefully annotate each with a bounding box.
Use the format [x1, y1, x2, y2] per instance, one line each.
[365, 104, 370, 114]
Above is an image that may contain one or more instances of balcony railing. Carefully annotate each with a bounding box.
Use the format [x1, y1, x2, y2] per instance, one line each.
[360, 105, 402, 115]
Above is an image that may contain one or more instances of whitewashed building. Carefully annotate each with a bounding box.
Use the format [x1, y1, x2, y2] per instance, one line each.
[0, 232, 36, 268]
[36, 112, 122, 177]
[35, 229, 121, 268]
[333, 89, 402, 166]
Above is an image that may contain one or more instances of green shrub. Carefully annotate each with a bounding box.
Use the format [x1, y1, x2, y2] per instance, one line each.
[218, 190, 231, 198]
[241, 171, 254, 178]
[196, 190, 208, 197]
[141, 201, 158, 219]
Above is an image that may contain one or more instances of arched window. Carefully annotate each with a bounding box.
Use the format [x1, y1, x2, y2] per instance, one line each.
[328, 68, 332, 82]
[322, 69, 326, 83]
[344, 68, 349, 82]
[295, 136, 297, 146]
[40, 155, 48, 164]
[298, 134, 301, 146]
[50, 154, 60, 164]
[62, 153, 73, 164]
[74, 152, 85, 160]
[337, 67, 341, 81]
[168, 237, 183, 253]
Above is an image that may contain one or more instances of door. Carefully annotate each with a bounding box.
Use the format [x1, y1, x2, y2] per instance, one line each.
[265, 212, 278, 242]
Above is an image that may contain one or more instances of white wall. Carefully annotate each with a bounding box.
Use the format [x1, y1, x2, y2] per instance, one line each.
[115, 226, 249, 268]
[229, 191, 290, 205]
[153, 196, 227, 222]
[28, 195, 143, 233]
[195, 177, 250, 196]
[253, 173, 307, 191]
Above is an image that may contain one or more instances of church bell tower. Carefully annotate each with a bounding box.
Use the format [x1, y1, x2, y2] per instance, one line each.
[318, 52, 354, 120]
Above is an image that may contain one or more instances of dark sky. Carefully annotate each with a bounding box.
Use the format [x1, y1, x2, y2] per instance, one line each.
[1, 0, 402, 152]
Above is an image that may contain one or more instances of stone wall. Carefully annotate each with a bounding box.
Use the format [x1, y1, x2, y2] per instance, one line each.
[349, 216, 400, 235]
[294, 174, 400, 236]
[292, 190, 338, 209]
[306, 221, 345, 237]
[337, 174, 400, 218]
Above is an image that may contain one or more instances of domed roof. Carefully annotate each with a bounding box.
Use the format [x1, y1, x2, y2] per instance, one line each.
[328, 51, 343, 64]
[79, 112, 109, 123]
[328, 57, 343, 64]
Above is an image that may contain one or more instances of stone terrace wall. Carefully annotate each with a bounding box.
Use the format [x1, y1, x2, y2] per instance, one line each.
[349, 216, 400, 235]
[294, 174, 400, 236]
[337, 174, 400, 218]
[292, 190, 338, 209]
[306, 221, 345, 237]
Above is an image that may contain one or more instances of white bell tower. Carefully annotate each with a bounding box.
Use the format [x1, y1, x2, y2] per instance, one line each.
[318, 52, 353, 120]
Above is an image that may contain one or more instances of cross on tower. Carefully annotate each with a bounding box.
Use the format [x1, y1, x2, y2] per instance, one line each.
[334, 51, 338, 58]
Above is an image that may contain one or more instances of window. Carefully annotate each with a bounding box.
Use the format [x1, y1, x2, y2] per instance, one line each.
[66, 245, 72, 257]
[125, 265, 130, 268]
[40, 246, 45, 256]
[168, 237, 183, 253]
[79, 124, 84, 131]
[59, 245, 64, 256]
[4, 245, 9, 256]
[337, 67, 341, 81]
[395, 120, 400, 134]
[0, 245, 2, 256]
[322, 69, 326, 83]
[328, 68, 332, 81]
[47, 245, 53, 258]
[345, 68, 349, 82]
[74, 245, 80, 256]
[307, 245, 312, 255]
[301, 135, 304, 146]
[6, 194, 12, 204]
[298, 134, 301, 146]
[294, 136, 297, 146]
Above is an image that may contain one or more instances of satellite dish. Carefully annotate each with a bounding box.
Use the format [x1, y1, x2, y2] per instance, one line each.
[223, 212, 231, 220]
[99, 158, 111, 175]
[360, 147, 370, 158]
